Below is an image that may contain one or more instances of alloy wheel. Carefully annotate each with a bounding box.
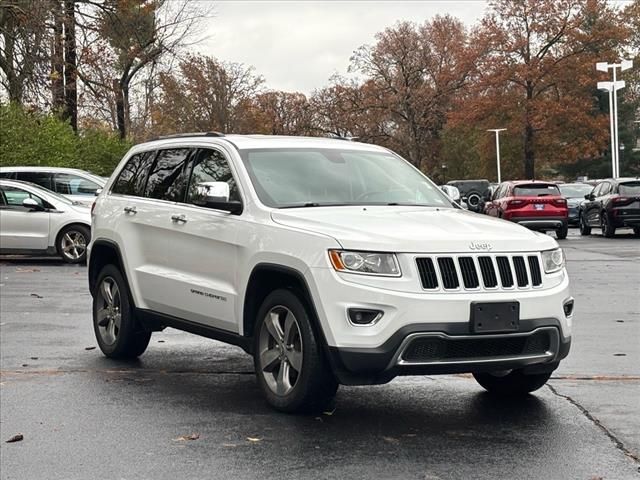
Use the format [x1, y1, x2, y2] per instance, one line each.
[61, 230, 87, 261]
[258, 305, 303, 396]
[96, 277, 121, 346]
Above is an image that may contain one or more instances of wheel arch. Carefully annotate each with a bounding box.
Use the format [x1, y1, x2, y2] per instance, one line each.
[88, 239, 128, 297]
[54, 221, 91, 248]
[242, 264, 327, 346]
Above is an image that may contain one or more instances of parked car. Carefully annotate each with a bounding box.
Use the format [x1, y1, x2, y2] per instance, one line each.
[0, 179, 92, 263]
[558, 183, 594, 226]
[0, 167, 106, 206]
[484, 180, 569, 239]
[446, 179, 491, 213]
[578, 178, 640, 237]
[89, 133, 572, 412]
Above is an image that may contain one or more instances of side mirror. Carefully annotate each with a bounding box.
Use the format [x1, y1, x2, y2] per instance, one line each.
[193, 181, 243, 215]
[584, 194, 594, 200]
[95, 188, 103, 196]
[440, 185, 461, 202]
[23, 198, 44, 211]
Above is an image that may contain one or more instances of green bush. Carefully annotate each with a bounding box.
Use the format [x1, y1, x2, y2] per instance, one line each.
[0, 103, 130, 176]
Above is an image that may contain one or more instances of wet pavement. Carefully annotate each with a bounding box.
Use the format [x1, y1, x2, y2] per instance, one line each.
[1, 229, 639, 480]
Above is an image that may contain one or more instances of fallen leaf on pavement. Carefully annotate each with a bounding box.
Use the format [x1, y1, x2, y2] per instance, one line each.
[246, 437, 261, 442]
[30, 293, 43, 299]
[382, 436, 400, 444]
[16, 268, 40, 273]
[173, 433, 200, 441]
[157, 340, 165, 343]
[6, 434, 23, 443]
[84, 346, 96, 351]
[30, 357, 38, 360]
[222, 443, 237, 448]
[322, 408, 336, 416]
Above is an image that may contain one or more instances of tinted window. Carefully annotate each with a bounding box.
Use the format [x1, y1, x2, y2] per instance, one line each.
[619, 182, 640, 195]
[1, 185, 45, 208]
[54, 173, 100, 195]
[186, 148, 241, 205]
[558, 184, 593, 198]
[0, 172, 16, 179]
[112, 151, 156, 196]
[599, 182, 611, 196]
[513, 184, 560, 197]
[144, 149, 191, 201]
[16, 172, 52, 190]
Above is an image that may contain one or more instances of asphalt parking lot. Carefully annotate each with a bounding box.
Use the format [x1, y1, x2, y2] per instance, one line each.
[1, 229, 639, 480]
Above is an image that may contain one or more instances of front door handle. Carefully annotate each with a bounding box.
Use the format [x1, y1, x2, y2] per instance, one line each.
[123, 206, 137, 214]
[171, 214, 187, 223]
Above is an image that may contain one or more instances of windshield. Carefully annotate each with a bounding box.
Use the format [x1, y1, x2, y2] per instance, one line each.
[619, 182, 640, 195]
[514, 184, 560, 197]
[239, 148, 453, 208]
[559, 184, 593, 198]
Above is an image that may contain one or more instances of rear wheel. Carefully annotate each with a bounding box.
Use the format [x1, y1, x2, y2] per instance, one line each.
[57, 224, 90, 264]
[556, 223, 568, 240]
[254, 289, 338, 413]
[93, 264, 151, 358]
[473, 369, 552, 396]
[579, 213, 591, 236]
[633, 227, 640, 238]
[601, 212, 616, 238]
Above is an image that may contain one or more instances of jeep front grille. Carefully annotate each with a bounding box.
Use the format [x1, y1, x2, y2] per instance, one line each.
[415, 253, 544, 291]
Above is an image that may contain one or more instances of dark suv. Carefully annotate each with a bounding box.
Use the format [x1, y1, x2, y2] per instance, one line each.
[446, 179, 491, 213]
[579, 178, 640, 237]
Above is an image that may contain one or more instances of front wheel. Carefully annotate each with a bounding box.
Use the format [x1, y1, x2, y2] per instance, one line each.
[634, 227, 640, 238]
[556, 223, 568, 240]
[601, 212, 616, 238]
[93, 264, 151, 359]
[579, 213, 591, 236]
[473, 370, 552, 396]
[254, 289, 338, 413]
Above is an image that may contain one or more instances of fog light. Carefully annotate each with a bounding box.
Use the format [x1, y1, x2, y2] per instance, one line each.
[348, 308, 383, 325]
[563, 299, 574, 317]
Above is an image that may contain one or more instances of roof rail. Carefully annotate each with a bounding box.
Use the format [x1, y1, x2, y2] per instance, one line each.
[149, 132, 225, 141]
[326, 133, 359, 141]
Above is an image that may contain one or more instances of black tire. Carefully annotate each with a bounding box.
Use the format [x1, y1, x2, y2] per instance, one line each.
[56, 224, 91, 264]
[92, 264, 151, 359]
[634, 227, 640, 238]
[473, 369, 552, 396]
[601, 212, 615, 238]
[253, 289, 338, 413]
[556, 223, 568, 240]
[579, 213, 591, 236]
[465, 190, 483, 212]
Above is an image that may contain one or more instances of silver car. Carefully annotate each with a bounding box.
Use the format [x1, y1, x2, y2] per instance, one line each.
[0, 166, 106, 206]
[0, 179, 92, 263]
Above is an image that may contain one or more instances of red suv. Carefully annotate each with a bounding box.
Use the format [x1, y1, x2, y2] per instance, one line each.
[484, 181, 568, 239]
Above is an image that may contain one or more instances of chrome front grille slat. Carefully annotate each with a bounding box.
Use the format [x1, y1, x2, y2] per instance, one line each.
[416, 253, 544, 292]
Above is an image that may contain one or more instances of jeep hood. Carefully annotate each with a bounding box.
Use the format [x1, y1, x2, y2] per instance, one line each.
[271, 206, 557, 253]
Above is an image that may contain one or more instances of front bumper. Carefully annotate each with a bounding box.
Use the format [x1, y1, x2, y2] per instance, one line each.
[327, 319, 571, 385]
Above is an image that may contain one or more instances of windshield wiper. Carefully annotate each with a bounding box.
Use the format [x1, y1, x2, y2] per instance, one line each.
[280, 202, 350, 209]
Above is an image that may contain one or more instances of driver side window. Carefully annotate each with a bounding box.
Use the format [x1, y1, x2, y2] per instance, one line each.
[185, 148, 240, 206]
[1, 186, 45, 209]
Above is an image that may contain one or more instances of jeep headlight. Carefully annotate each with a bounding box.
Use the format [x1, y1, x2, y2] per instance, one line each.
[329, 250, 401, 276]
[541, 248, 565, 273]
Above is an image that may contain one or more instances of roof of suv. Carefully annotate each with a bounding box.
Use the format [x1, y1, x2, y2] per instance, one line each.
[135, 134, 388, 153]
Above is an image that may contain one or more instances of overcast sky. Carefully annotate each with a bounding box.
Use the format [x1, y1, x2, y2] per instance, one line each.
[194, 0, 632, 95]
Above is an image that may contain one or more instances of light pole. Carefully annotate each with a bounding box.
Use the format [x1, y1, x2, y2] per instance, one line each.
[619, 144, 625, 176]
[487, 129, 506, 183]
[597, 82, 618, 178]
[596, 59, 633, 178]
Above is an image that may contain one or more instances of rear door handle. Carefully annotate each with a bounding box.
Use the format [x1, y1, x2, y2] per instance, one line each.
[171, 214, 187, 223]
[123, 206, 137, 214]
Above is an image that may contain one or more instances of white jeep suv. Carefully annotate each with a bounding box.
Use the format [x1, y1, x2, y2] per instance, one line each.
[88, 133, 573, 412]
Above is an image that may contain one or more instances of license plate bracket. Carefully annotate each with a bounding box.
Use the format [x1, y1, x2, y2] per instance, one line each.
[534, 204, 545, 210]
[470, 302, 520, 333]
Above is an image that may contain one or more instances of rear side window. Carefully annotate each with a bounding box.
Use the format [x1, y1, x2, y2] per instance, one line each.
[0, 172, 17, 179]
[16, 171, 52, 190]
[619, 182, 640, 195]
[112, 151, 156, 196]
[54, 173, 100, 195]
[186, 148, 241, 205]
[144, 148, 192, 201]
[513, 184, 560, 197]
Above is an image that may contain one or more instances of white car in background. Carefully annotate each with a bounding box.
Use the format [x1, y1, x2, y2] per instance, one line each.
[0, 166, 106, 206]
[0, 179, 92, 263]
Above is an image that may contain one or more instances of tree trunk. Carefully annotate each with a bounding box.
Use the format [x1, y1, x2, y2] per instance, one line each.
[114, 78, 126, 139]
[51, 0, 65, 113]
[63, 0, 77, 131]
[1, 13, 23, 103]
